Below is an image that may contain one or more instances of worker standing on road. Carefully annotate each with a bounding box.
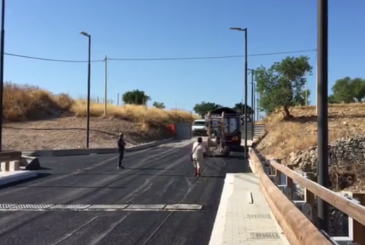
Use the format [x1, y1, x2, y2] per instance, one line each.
[117, 133, 126, 169]
[191, 137, 206, 177]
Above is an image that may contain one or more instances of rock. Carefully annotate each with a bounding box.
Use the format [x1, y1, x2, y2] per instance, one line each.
[286, 135, 365, 190]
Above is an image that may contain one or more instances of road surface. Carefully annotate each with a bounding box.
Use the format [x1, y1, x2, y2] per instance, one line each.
[0, 140, 247, 245]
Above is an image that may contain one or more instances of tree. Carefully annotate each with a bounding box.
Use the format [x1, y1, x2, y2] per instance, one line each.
[255, 56, 313, 119]
[232, 102, 253, 114]
[295, 89, 311, 106]
[193, 101, 222, 117]
[328, 94, 339, 104]
[122, 89, 151, 105]
[351, 78, 365, 102]
[332, 77, 365, 103]
[153, 101, 165, 109]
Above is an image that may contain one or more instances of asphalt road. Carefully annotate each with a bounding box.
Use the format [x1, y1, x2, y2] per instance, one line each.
[0, 140, 248, 245]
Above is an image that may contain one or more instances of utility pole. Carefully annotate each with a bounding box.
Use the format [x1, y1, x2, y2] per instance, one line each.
[253, 82, 256, 140]
[305, 78, 308, 106]
[0, 0, 6, 152]
[104, 55, 108, 116]
[250, 70, 255, 140]
[317, 0, 329, 233]
[117, 93, 119, 106]
[316, 69, 318, 114]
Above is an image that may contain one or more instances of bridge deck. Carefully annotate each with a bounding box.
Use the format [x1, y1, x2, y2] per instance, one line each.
[208, 173, 290, 245]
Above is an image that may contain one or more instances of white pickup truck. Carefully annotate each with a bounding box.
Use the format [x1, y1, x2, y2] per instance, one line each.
[192, 119, 207, 136]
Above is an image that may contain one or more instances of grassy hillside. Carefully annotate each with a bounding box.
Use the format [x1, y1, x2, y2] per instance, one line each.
[4, 82, 199, 127]
[258, 103, 365, 158]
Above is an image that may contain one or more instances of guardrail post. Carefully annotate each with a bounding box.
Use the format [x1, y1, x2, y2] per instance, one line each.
[305, 188, 317, 226]
[286, 165, 294, 200]
[276, 169, 282, 185]
[352, 193, 365, 244]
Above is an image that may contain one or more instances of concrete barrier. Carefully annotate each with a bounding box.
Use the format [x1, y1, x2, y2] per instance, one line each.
[21, 138, 175, 157]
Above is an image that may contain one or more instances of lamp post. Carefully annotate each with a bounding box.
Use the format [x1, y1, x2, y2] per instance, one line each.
[0, 0, 6, 152]
[252, 79, 255, 140]
[249, 69, 255, 140]
[317, 0, 329, 232]
[80, 31, 91, 149]
[230, 27, 248, 158]
[104, 55, 108, 116]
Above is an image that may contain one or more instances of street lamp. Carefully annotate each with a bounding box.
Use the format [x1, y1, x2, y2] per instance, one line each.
[230, 27, 248, 158]
[250, 69, 255, 140]
[0, 0, 6, 152]
[80, 31, 91, 148]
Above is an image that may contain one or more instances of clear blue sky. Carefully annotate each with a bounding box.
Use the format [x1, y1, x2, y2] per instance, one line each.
[4, 0, 365, 115]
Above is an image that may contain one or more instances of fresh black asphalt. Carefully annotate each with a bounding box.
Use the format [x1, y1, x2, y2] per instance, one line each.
[0, 141, 248, 245]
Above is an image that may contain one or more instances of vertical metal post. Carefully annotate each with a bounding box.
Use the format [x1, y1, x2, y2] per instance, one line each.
[86, 35, 91, 149]
[253, 82, 256, 139]
[305, 79, 308, 106]
[316, 69, 318, 114]
[0, 0, 5, 152]
[256, 92, 259, 121]
[251, 70, 254, 140]
[244, 29, 248, 158]
[104, 55, 107, 116]
[117, 93, 119, 105]
[317, 0, 329, 232]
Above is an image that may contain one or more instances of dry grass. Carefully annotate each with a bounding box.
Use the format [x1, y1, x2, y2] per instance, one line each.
[258, 103, 365, 159]
[2, 82, 200, 150]
[3, 82, 199, 126]
[4, 83, 74, 122]
[72, 100, 199, 129]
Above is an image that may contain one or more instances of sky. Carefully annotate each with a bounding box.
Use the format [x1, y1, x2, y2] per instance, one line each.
[3, 0, 365, 117]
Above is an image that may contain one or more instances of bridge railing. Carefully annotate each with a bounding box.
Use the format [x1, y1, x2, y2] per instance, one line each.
[249, 147, 365, 245]
[0, 151, 22, 172]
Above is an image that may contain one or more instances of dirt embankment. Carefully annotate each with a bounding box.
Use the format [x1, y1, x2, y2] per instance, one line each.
[257, 103, 365, 192]
[3, 83, 199, 150]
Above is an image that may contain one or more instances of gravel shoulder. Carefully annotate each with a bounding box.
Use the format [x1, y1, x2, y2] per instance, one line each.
[3, 117, 172, 151]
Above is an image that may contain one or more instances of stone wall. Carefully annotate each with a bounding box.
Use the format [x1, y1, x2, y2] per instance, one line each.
[285, 135, 365, 191]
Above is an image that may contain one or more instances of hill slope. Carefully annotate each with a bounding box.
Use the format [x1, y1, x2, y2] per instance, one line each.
[3, 83, 198, 150]
[257, 103, 365, 191]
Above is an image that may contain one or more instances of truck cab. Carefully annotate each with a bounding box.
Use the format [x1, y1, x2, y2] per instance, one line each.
[192, 119, 207, 136]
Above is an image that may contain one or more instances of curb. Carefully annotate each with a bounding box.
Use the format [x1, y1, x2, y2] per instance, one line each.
[21, 138, 175, 157]
[0, 171, 38, 186]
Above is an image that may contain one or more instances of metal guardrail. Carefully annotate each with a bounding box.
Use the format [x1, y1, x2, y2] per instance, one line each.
[249, 147, 365, 245]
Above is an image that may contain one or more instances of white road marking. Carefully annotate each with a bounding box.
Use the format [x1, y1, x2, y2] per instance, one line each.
[208, 174, 234, 245]
[0, 203, 203, 212]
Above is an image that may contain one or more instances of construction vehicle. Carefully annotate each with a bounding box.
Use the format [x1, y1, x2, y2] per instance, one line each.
[205, 107, 242, 157]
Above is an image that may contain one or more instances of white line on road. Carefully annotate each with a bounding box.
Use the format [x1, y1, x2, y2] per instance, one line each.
[0, 203, 203, 212]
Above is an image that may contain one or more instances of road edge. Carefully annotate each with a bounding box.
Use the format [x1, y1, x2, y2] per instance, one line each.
[21, 138, 175, 157]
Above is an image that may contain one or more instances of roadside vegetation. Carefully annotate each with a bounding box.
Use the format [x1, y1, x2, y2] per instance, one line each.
[3, 82, 200, 150]
[3, 82, 198, 126]
[253, 55, 365, 191]
[258, 103, 365, 158]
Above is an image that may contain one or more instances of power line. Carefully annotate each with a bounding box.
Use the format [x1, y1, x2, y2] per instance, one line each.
[109, 49, 317, 61]
[4, 53, 104, 63]
[4, 48, 317, 63]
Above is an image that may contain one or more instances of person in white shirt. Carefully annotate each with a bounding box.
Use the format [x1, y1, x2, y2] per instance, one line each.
[191, 137, 206, 177]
